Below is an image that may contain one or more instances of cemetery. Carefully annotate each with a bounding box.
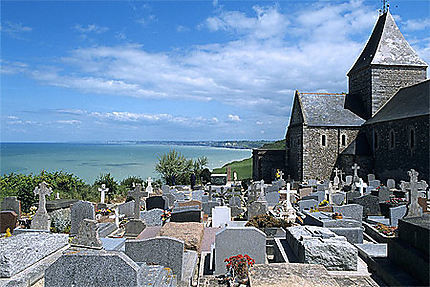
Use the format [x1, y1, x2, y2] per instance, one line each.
[0, 164, 428, 287]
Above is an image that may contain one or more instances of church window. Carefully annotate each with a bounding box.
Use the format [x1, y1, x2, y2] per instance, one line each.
[389, 130, 395, 149]
[321, 134, 326, 147]
[410, 128, 415, 149]
[341, 134, 347, 146]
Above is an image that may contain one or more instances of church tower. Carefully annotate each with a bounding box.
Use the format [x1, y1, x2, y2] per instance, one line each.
[345, 10, 427, 120]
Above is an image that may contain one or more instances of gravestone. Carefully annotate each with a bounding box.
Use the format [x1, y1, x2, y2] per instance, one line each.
[265, 192, 280, 207]
[202, 201, 220, 216]
[45, 250, 169, 287]
[201, 194, 209, 203]
[0, 196, 21, 219]
[129, 184, 146, 218]
[163, 193, 176, 208]
[0, 232, 68, 278]
[0, 211, 17, 233]
[145, 177, 153, 194]
[228, 196, 241, 207]
[332, 192, 346, 206]
[212, 206, 231, 228]
[214, 227, 266, 275]
[71, 200, 95, 235]
[118, 201, 135, 217]
[170, 210, 201, 222]
[140, 208, 164, 226]
[230, 206, 243, 218]
[298, 199, 318, 212]
[389, 205, 407, 227]
[400, 169, 428, 218]
[178, 200, 202, 210]
[146, 196, 167, 211]
[299, 187, 313, 198]
[308, 179, 318, 186]
[367, 174, 376, 182]
[30, 181, 52, 230]
[352, 163, 360, 183]
[162, 184, 170, 194]
[377, 186, 391, 202]
[247, 201, 268, 220]
[125, 219, 146, 237]
[192, 190, 204, 201]
[346, 190, 361, 203]
[387, 179, 396, 189]
[368, 180, 381, 188]
[345, 176, 353, 185]
[126, 236, 184, 280]
[313, 191, 325, 203]
[173, 191, 186, 201]
[71, 219, 102, 249]
[350, 194, 381, 217]
[98, 184, 109, 204]
[333, 204, 363, 223]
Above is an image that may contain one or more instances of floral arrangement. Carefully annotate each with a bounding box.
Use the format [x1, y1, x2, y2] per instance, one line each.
[331, 212, 343, 219]
[161, 210, 171, 223]
[223, 254, 255, 285]
[384, 198, 407, 207]
[319, 200, 329, 207]
[95, 208, 113, 216]
[375, 223, 397, 236]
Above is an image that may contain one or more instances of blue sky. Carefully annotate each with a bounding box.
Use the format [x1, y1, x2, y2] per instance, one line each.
[1, 0, 429, 142]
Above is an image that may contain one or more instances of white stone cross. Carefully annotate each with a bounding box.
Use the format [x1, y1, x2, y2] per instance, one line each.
[56, 192, 60, 200]
[259, 179, 265, 201]
[145, 177, 153, 194]
[33, 182, 52, 214]
[98, 183, 109, 204]
[285, 183, 296, 209]
[233, 171, 238, 182]
[400, 169, 428, 218]
[278, 170, 284, 180]
[333, 168, 341, 187]
[328, 182, 335, 204]
[357, 178, 366, 196]
[128, 183, 145, 219]
[352, 163, 360, 182]
[115, 207, 120, 228]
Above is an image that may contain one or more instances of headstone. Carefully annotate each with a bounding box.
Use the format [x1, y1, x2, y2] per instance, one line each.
[118, 201, 135, 218]
[259, 179, 265, 201]
[350, 194, 381, 217]
[98, 184, 109, 204]
[367, 174, 376, 182]
[345, 176, 353, 185]
[299, 187, 312, 198]
[45, 250, 166, 287]
[70, 200, 95, 235]
[265, 191, 280, 207]
[140, 208, 164, 226]
[125, 219, 146, 237]
[192, 190, 204, 201]
[387, 179, 396, 189]
[346, 190, 361, 203]
[201, 194, 209, 203]
[308, 179, 318, 186]
[178, 200, 202, 210]
[332, 192, 346, 206]
[212, 206, 231, 228]
[298, 199, 318, 211]
[170, 210, 201, 222]
[377, 186, 391, 202]
[0, 196, 21, 219]
[0, 211, 17, 233]
[352, 163, 360, 183]
[313, 190, 325, 203]
[0, 232, 68, 278]
[145, 177, 153, 194]
[333, 204, 363, 223]
[400, 169, 428, 218]
[368, 180, 381, 188]
[202, 201, 220, 216]
[30, 181, 52, 230]
[247, 201, 268, 220]
[71, 219, 102, 249]
[214, 227, 266, 275]
[230, 206, 243, 218]
[163, 193, 176, 208]
[125, 236, 184, 280]
[128, 183, 146, 218]
[146, 196, 167, 211]
[228, 196, 241, 207]
[162, 184, 170, 194]
[389, 205, 407, 227]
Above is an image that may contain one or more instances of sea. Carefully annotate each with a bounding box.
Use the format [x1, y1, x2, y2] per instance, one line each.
[0, 143, 251, 183]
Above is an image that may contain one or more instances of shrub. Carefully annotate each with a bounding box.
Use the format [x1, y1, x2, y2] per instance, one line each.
[245, 214, 292, 230]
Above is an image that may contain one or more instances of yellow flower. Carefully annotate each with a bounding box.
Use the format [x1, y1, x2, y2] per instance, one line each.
[5, 228, 12, 237]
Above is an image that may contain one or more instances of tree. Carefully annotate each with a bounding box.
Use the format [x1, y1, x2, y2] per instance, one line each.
[200, 168, 211, 184]
[94, 173, 119, 202]
[193, 156, 208, 184]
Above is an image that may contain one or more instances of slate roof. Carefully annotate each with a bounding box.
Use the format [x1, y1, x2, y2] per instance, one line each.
[298, 93, 365, 127]
[365, 79, 430, 125]
[348, 11, 427, 75]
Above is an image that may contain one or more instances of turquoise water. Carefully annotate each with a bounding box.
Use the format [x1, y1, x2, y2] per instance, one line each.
[0, 143, 251, 183]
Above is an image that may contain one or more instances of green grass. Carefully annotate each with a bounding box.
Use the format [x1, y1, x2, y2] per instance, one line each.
[212, 157, 252, 180]
[260, 139, 285, 149]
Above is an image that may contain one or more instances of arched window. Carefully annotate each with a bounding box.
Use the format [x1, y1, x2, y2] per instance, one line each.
[410, 128, 415, 149]
[321, 134, 326, 147]
[374, 131, 378, 151]
[341, 134, 347, 146]
[389, 130, 395, 149]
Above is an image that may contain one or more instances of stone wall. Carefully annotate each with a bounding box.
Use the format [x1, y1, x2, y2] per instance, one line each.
[364, 115, 430, 183]
[252, 149, 286, 182]
[371, 65, 427, 118]
[301, 126, 360, 181]
[348, 67, 372, 119]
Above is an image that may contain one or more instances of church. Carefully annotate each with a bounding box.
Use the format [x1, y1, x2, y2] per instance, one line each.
[253, 9, 429, 184]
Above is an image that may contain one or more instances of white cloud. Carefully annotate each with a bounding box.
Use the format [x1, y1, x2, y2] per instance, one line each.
[228, 114, 241, 122]
[256, 121, 263, 125]
[7, 115, 19, 120]
[403, 18, 430, 31]
[73, 24, 109, 34]
[176, 25, 189, 32]
[57, 120, 81, 124]
[0, 21, 32, 38]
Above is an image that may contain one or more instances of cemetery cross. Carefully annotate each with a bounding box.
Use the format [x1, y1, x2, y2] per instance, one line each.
[400, 169, 428, 218]
[128, 183, 146, 219]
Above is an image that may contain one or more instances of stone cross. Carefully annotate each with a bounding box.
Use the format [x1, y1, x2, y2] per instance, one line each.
[277, 170, 284, 180]
[328, 182, 335, 204]
[400, 169, 428, 218]
[352, 163, 360, 183]
[233, 171, 238, 182]
[115, 207, 120, 228]
[56, 192, 60, 200]
[145, 177, 153, 194]
[34, 182, 52, 214]
[208, 186, 213, 201]
[285, 183, 296, 209]
[333, 168, 341, 188]
[357, 178, 366, 196]
[98, 184, 109, 204]
[128, 183, 145, 219]
[259, 179, 265, 201]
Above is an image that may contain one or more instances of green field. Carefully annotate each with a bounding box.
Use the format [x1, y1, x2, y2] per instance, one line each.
[212, 157, 253, 180]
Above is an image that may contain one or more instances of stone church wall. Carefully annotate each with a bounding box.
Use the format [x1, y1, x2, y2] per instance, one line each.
[252, 149, 286, 182]
[348, 67, 372, 119]
[286, 125, 303, 181]
[364, 115, 429, 183]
